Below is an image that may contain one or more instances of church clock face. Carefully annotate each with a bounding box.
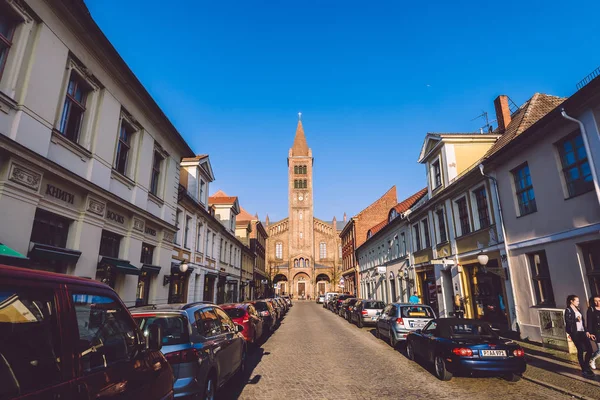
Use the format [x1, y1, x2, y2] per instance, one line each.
[298, 194, 303, 201]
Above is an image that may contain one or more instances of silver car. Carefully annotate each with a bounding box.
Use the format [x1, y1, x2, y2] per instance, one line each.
[376, 303, 436, 347]
[132, 303, 246, 399]
[350, 299, 386, 327]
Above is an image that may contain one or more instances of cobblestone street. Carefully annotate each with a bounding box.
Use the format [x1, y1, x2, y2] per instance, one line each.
[219, 302, 570, 399]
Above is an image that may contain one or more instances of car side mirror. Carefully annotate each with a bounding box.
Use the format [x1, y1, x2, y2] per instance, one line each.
[146, 324, 162, 351]
[235, 323, 244, 333]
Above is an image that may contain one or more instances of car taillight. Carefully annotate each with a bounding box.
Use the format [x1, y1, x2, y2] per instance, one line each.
[361, 310, 368, 315]
[396, 318, 404, 325]
[164, 348, 199, 364]
[452, 348, 473, 357]
[260, 311, 270, 317]
[513, 349, 525, 357]
[243, 319, 249, 323]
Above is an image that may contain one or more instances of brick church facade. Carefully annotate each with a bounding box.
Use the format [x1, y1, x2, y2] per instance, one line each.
[265, 117, 345, 299]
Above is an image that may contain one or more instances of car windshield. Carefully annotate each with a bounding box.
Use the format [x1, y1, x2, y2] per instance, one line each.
[224, 308, 245, 319]
[253, 302, 268, 312]
[400, 306, 434, 318]
[364, 301, 385, 309]
[447, 322, 498, 339]
[135, 315, 189, 346]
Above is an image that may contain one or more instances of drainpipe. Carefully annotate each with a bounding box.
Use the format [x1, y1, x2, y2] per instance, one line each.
[479, 163, 521, 333]
[560, 108, 600, 205]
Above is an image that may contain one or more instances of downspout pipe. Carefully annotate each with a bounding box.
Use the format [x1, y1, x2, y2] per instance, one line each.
[560, 108, 600, 205]
[479, 163, 521, 333]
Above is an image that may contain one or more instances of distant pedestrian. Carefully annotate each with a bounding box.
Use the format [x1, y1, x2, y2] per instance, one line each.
[564, 294, 596, 378]
[587, 295, 600, 370]
[409, 291, 420, 304]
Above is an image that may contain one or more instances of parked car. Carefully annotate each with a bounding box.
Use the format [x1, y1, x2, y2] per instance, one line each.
[376, 303, 436, 347]
[316, 294, 325, 304]
[222, 303, 264, 345]
[275, 297, 288, 314]
[406, 318, 526, 381]
[333, 294, 355, 313]
[281, 295, 293, 307]
[323, 292, 337, 308]
[351, 299, 386, 327]
[131, 302, 246, 399]
[339, 298, 360, 320]
[267, 298, 283, 323]
[0, 264, 173, 400]
[248, 300, 277, 333]
[327, 294, 340, 311]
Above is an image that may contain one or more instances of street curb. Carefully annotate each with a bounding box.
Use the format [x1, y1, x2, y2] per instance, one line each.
[522, 376, 590, 400]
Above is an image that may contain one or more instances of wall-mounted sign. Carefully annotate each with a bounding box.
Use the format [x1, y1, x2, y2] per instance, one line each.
[107, 210, 125, 225]
[46, 183, 74, 204]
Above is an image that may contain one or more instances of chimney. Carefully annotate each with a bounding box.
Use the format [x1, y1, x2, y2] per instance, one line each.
[343, 212, 347, 223]
[494, 95, 511, 131]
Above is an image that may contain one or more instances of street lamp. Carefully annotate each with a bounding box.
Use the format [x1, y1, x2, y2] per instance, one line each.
[163, 262, 189, 285]
[477, 253, 489, 274]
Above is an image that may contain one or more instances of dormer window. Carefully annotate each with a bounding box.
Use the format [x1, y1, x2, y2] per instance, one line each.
[389, 209, 398, 222]
[432, 159, 441, 189]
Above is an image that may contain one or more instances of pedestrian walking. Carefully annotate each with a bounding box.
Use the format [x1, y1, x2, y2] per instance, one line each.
[587, 295, 600, 370]
[564, 294, 596, 378]
[409, 291, 420, 304]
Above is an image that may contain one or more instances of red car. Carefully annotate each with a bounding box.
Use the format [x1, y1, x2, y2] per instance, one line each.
[222, 303, 264, 345]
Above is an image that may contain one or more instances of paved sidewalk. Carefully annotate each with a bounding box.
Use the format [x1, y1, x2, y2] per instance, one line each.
[517, 340, 600, 399]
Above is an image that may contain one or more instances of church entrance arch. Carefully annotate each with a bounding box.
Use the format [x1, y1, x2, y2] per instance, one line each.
[274, 273, 288, 296]
[315, 273, 331, 296]
[293, 272, 311, 300]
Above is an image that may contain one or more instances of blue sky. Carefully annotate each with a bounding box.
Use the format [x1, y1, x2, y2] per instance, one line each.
[85, 0, 600, 223]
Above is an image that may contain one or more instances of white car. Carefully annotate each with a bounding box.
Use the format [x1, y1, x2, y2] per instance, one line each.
[317, 294, 326, 304]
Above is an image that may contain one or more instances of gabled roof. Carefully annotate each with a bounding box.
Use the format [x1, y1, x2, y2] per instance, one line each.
[236, 207, 255, 222]
[181, 154, 215, 182]
[390, 187, 428, 215]
[181, 154, 208, 162]
[291, 120, 309, 157]
[485, 93, 566, 158]
[208, 190, 240, 213]
[355, 186, 397, 219]
[418, 133, 499, 163]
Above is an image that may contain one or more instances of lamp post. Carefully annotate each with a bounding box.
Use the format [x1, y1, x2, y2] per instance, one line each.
[477, 253, 489, 274]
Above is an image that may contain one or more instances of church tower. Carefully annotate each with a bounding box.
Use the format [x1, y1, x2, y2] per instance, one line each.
[288, 113, 314, 273]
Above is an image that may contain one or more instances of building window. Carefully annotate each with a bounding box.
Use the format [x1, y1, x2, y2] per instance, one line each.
[395, 236, 400, 257]
[527, 251, 555, 307]
[294, 180, 298, 189]
[513, 163, 537, 216]
[400, 232, 406, 255]
[581, 241, 600, 297]
[205, 229, 211, 258]
[558, 132, 593, 197]
[413, 224, 421, 251]
[474, 186, 490, 229]
[422, 219, 430, 248]
[0, 10, 16, 81]
[140, 243, 155, 264]
[319, 242, 327, 260]
[212, 233, 216, 259]
[294, 165, 298, 174]
[299, 211, 302, 220]
[229, 244, 233, 264]
[30, 209, 71, 248]
[275, 242, 283, 259]
[339, 245, 342, 260]
[456, 197, 471, 236]
[197, 223, 203, 253]
[303, 180, 307, 188]
[115, 119, 134, 175]
[200, 179, 206, 204]
[175, 209, 182, 245]
[150, 150, 163, 196]
[220, 238, 225, 261]
[99, 230, 121, 258]
[184, 216, 191, 248]
[302, 165, 307, 174]
[59, 71, 89, 143]
[436, 209, 447, 243]
[432, 160, 441, 188]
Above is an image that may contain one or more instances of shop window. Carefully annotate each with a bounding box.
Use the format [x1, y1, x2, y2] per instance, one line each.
[71, 293, 137, 374]
[30, 209, 70, 248]
[59, 71, 90, 143]
[136, 271, 151, 306]
[150, 149, 163, 196]
[455, 197, 471, 236]
[558, 132, 593, 197]
[512, 163, 537, 216]
[436, 209, 447, 243]
[527, 251, 555, 307]
[473, 186, 490, 229]
[140, 243, 154, 264]
[581, 241, 600, 297]
[99, 230, 121, 259]
[0, 286, 62, 398]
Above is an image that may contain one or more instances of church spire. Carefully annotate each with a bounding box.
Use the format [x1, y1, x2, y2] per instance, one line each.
[291, 113, 309, 156]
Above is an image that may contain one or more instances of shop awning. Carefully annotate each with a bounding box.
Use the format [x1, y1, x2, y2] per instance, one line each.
[204, 270, 219, 277]
[0, 243, 29, 267]
[99, 257, 140, 276]
[29, 243, 81, 264]
[141, 264, 161, 274]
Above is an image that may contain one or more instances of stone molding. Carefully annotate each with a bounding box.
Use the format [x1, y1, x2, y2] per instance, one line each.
[9, 162, 41, 191]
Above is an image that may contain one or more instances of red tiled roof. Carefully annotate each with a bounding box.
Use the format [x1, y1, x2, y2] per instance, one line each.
[391, 188, 428, 215]
[368, 218, 388, 236]
[236, 207, 255, 222]
[181, 154, 208, 162]
[209, 196, 237, 205]
[485, 93, 565, 158]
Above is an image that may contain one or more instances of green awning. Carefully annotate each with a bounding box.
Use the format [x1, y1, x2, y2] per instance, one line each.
[0, 243, 26, 258]
[141, 264, 161, 274]
[29, 243, 81, 263]
[99, 257, 140, 276]
[0, 243, 29, 267]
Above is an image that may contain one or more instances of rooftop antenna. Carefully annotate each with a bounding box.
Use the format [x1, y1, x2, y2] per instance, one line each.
[472, 110, 492, 134]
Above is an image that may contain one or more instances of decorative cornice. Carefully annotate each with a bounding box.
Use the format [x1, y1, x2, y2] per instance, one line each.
[87, 197, 106, 216]
[9, 162, 41, 191]
[163, 231, 174, 243]
[133, 217, 145, 232]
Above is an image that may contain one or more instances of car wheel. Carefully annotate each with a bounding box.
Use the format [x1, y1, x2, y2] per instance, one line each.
[434, 355, 453, 381]
[389, 329, 398, 348]
[406, 342, 415, 361]
[504, 373, 521, 382]
[203, 374, 216, 400]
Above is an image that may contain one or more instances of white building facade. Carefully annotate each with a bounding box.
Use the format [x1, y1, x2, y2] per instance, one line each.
[0, 0, 193, 306]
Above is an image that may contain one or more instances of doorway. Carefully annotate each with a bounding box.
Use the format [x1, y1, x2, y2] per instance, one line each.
[298, 282, 306, 299]
[465, 260, 508, 331]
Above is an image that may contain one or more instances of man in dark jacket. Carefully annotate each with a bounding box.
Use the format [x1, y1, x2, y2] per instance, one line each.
[587, 295, 600, 370]
[565, 295, 596, 378]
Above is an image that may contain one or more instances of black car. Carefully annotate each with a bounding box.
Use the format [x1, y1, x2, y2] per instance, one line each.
[406, 318, 526, 381]
[250, 300, 277, 333]
[339, 298, 360, 321]
[333, 294, 355, 313]
[327, 295, 340, 311]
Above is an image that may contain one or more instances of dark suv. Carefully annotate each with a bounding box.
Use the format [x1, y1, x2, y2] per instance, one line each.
[131, 303, 246, 399]
[0, 264, 172, 400]
[333, 294, 355, 313]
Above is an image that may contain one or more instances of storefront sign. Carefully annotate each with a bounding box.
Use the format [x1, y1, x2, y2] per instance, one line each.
[145, 226, 157, 236]
[107, 210, 125, 224]
[46, 184, 74, 204]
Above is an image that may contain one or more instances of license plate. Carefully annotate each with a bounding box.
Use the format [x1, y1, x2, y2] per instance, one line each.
[481, 350, 506, 357]
[371, 317, 377, 320]
[409, 322, 425, 328]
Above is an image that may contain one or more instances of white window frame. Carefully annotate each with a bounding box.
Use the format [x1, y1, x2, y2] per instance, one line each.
[469, 184, 491, 232]
[275, 242, 283, 259]
[175, 209, 183, 245]
[434, 207, 447, 244]
[113, 109, 142, 180]
[453, 195, 472, 237]
[319, 242, 327, 260]
[197, 222, 204, 253]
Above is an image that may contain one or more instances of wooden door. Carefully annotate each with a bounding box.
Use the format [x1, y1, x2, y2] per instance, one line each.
[298, 282, 306, 299]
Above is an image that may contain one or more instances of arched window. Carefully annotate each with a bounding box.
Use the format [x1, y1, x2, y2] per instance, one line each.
[300, 258, 305, 268]
[275, 242, 283, 259]
[302, 165, 307, 174]
[319, 242, 327, 260]
[306, 259, 310, 268]
[303, 180, 307, 188]
[339, 245, 342, 260]
[294, 259, 299, 268]
[294, 180, 298, 189]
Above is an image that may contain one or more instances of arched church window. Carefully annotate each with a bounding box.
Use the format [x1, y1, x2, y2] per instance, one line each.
[294, 259, 299, 268]
[306, 260, 310, 268]
[276, 242, 283, 259]
[302, 165, 307, 174]
[294, 180, 298, 189]
[319, 242, 327, 260]
[294, 166, 298, 174]
[300, 258, 305, 268]
[303, 180, 307, 188]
